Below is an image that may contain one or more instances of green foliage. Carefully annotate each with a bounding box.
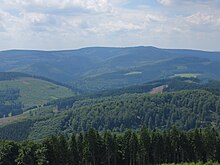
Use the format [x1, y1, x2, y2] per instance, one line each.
[162, 161, 220, 165]
[0, 140, 19, 165]
[47, 77, 219, 111]
[60, 90, 220, 133]
[2, 77, 220, 141]
[1, 128, 220, 165]
[0, 120, 33, 141]
[2, 89, 219, 140]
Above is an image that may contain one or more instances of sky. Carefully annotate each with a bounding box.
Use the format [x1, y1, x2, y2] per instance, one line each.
[0, 0, 220, 51]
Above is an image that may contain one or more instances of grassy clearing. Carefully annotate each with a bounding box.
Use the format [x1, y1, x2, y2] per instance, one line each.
[0, 77, 75, 109]
[184, 80, 198, 84]
[125, 71, 142, 75]
[0, 114, 27, 127]
[174, 73, 201, 78]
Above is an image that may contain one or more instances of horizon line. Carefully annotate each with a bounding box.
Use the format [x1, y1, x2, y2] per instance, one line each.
[0, 45, 219, 53]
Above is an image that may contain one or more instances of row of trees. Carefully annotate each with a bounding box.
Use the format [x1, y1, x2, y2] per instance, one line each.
[1, 128, 220, 165]
[0, 72, 29, 81]
[0, 120, 33, 141]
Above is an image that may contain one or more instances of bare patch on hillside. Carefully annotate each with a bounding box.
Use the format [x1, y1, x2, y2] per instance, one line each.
[150, 85, 168, 94]
[0, 114, 27, 126]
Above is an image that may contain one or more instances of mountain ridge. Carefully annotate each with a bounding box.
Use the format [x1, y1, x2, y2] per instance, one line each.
[1, 46, 220, 91]
[1, 45, 220, 52]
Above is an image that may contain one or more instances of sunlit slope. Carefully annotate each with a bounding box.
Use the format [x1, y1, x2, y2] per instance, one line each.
[0, 77, 75, 109]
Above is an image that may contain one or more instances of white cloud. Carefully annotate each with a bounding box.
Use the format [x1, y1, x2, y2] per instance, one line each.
[5, 0, 113, 14]
[186, 12, 214, 25]
[23, 12, 47, 24]
[158, 0, 220, 7]
[185, 12, 220, 30]
[145, 14, 166, 23]
[88, 20, 142, 34]
[0, 0, 220, 50]
[158, 0, 173, 6]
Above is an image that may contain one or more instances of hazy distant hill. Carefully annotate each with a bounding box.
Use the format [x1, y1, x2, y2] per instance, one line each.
[1, 46, 220, 91]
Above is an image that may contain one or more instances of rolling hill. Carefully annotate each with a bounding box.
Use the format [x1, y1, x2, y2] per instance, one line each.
[1, 46, 220, 91]
[0, 72, 75, 110]
[1, 46, 220, 141]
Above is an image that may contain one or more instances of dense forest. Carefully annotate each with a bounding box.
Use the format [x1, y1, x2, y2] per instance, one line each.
[58, 90, 220, 133]
[0, 88, 22, 118]
[1, 128, 220, 165]
[1, 89, 220, 141]
[46, 77, 220, 111]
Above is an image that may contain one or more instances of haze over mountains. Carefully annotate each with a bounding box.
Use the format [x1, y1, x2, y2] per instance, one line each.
[1, 0, 220, 164]
[1, 46, 220, 141]
[1, 46, 220, 91]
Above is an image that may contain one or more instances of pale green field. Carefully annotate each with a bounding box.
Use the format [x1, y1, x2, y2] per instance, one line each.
[0, 114, 27, 127]
[125, 71, 142, 75]
[174, 73, 201, 78]
[0, 77, 75, 108]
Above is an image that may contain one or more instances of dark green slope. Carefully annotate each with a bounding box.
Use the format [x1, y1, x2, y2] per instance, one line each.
[46, 77, 220, 111]
[27, 90, 220, 140]
[75, 57, 218, 91]
[45, 77, 201, 110]
[1, 85, 220, 140]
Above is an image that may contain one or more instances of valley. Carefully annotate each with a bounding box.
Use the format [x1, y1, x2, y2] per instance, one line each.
[1, 0, 220, 163]
[1, 47, 220, 92]
[1, 47, 220, 164]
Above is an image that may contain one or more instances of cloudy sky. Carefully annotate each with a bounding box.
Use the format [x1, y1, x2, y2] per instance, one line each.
[0, 0, 220, 51]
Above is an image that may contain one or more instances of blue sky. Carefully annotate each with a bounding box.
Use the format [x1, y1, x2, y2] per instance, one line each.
[0, 0, 220, 51]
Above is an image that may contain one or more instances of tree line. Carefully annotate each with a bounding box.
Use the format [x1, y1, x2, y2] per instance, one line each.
[1, 128, 220, 165]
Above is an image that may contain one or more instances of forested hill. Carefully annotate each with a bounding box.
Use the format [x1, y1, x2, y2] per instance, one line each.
[1, 89, 220, 140]
[46, 77, 220, 110]
[1, 47, 220, 91]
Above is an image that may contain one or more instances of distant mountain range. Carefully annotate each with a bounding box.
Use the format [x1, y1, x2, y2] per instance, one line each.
[1, 46, 220, 140]
[1, 46, 220, 91]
